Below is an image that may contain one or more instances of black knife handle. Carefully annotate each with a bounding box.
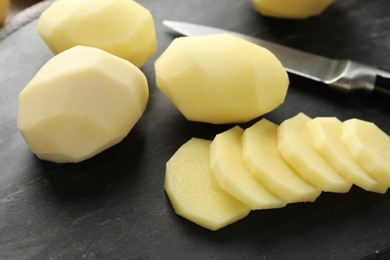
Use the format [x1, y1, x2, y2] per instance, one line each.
[374, 69, 390, 96]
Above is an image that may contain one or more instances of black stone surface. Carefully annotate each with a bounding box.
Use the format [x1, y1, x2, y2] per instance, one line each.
[1, 0, 390, 259]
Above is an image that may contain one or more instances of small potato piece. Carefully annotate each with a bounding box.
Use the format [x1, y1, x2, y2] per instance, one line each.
[17, 46, 149, 163]
[210, 126, 286, 210]
[36, 0, 157, 67]
[341, 119, 390, 186]
[242, 119, 321, 203]
[277, 113, 352, 193]
[0, 0, 9, 26]
[155, 33, 289, 124]
[164, 138, 251, 231]
[307, 117, 387, 193]
[251, 0, 334, 19]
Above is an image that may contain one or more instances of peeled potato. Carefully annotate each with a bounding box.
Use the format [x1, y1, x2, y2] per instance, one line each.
[307, 117, 387, 193]
[251, 0, 334, 19]
[17, 46, 149, 163]
[0, 0, 9, 26]
[341, 119, 390, 186]
[164, 138, 251, 231]
[210, 126, 286, 209]
[277, 113, 352, 193]
[155, 33, 289, 124]
[242, 119, 322, 203]
[164, 115, 390, 230]
[36, 0, 157, 67]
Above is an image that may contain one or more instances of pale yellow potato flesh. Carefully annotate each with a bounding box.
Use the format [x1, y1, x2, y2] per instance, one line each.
[277, 113, 352, 193]
[164, 115, 389, 230]
[242, 119, 321, 203]
[0, 0, 9, 26]
[155, 33, 289, 124]
[164, 138, 251, 231]
[210, 126, 286, 209]
[307, 117, 387, 193]
[17, 46, 149, 163]
[36, 0, 157, 67]
[251, 0, 334, 19]
[341, 119, 390, 186]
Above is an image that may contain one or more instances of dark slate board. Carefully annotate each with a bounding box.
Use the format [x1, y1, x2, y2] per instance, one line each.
[1, 0, 390, 259]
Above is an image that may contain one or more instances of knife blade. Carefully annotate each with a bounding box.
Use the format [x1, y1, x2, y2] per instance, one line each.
[163, 20, 390, 96]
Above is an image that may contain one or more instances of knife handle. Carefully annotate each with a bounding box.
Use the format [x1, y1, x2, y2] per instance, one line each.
[330, 61, 390, 96]
[375, 69, 390, 96]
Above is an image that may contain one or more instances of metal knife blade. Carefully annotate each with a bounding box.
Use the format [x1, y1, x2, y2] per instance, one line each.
[163, 20, 390, 96]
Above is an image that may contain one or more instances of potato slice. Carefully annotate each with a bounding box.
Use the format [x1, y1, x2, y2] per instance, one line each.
[210, 126, 286, 209]
[277, 113, 352, 192]
[307, 117, 387, 193]
[242, 119, 321, 203]
[341, 119, 390, 186]
[251, 0, 334, 19]
[164, 138, 251, 231]
[155, 33, 289, 124]
[36, 0, 157, 67]
[17, 46, 149, 163]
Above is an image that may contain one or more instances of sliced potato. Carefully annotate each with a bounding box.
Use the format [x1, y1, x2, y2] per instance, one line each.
[307, 117, 387, 193]
[242, 119, 322, 203]
[164, 115, 390, 231]
[164, 138, 251, 231]
[341, 119, 390, 186]
[277, 113, 352, 193]
[210, 126, 286, 209]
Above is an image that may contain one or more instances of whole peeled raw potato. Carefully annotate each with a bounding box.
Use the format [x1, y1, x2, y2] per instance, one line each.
[251, 0, 335, 19]
[155, 33, 289, 124]
[36, 0, 157, 67]
[17, 46, 149, 163]
[0, 0, 9, 26]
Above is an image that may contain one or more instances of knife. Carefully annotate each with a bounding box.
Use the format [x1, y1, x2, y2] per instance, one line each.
[163, 20, 390, 96]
